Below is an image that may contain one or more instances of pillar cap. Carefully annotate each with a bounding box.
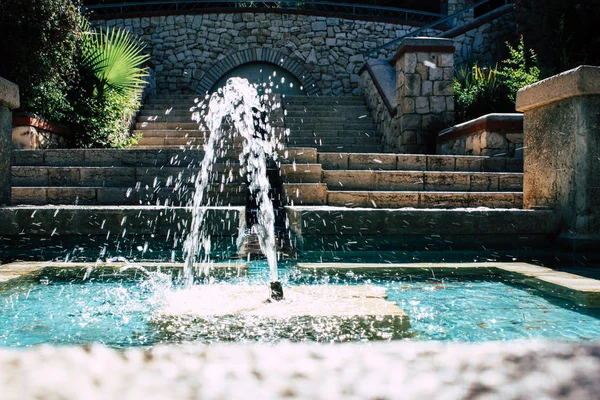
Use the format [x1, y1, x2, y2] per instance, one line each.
[0, 77, 19, 110]
[516, 65, 600, 112]
[392, 37, 454, 63]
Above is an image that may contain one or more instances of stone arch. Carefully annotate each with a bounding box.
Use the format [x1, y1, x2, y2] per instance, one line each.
[195, 47, 319, 95]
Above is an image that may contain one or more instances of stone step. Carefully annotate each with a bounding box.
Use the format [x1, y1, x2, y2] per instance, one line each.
[12, 149, 209, 167]
[283, 96, 365, 105]
[135, 122, 202, 130]
[136, 137, 208, 146]
[288, 144, 383, 153]
[322, 170, 522, 192]
[0, 205, 245, 237]
[133, 130, 209, 138]
[285, 123, 375, 130]
[283, 105, 369, 112]
[317, 153, 523, 173]
[285, 206, 558, 255]
[279, 164, 322, 183]
[11, 166, 246, 187]
[139, 110, 197, 117]
[327, 191, 523, 208]
[286, 138, 381, 147]
[136, 115, 286, 127]
[11, 185, 248, 206]
[285, 116, 374, 124]
[282, 182, 523, 208]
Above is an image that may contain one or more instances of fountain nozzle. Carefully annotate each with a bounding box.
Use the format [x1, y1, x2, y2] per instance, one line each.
[270, 281, 284, 301]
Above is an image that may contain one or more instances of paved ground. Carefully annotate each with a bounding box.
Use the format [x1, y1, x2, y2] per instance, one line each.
[1, 341, 599, 399]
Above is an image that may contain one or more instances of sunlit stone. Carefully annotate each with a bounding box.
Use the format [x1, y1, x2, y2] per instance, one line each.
[153, 284, 410, 342]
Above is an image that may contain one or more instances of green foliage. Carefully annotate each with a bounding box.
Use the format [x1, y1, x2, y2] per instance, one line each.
[497, 37, 541, 103]
[72, 22, 149, 148]
[453, 63, 513, 123]
[0, 0, 80, 121]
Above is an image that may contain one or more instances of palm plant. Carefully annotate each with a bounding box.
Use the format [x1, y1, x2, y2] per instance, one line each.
[79, 20, 149, 100]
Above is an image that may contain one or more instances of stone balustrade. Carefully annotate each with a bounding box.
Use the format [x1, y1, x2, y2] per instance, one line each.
[516, 65, 600, 246]
[437, 113, 523, 158]
[360, 37, 455, 154]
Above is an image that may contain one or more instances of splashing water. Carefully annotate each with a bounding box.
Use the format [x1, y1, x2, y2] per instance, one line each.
[183, 77, 281, 287]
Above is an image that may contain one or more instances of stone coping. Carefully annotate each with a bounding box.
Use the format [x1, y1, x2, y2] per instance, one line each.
[391, 36, 455, 63]
[13, 115, 71, 136]
[516, 65, 600, 112]
[438, 113, 523, 142]
[0, 77, 19, 110]
[0, 342, 599, 399]
[0, 261, 249, 284]
[297, 262, 600, 308]
[359, 59, 397, 116]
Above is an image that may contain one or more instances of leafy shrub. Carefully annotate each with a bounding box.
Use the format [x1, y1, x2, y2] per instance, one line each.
[71, 22, 149, 147]
[0, 0, 80, 122]
[497, 37, 541, 103]
[454, 63, 513, 123]
[454, 38, 542, 123]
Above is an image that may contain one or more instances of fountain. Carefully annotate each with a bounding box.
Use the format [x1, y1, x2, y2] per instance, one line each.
[182, 77, 283, 299]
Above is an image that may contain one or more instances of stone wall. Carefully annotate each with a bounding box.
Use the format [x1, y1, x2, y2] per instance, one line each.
[447, 8, 517, 66]
[95, 13, 442, 95]
[0, 77, 19, 205]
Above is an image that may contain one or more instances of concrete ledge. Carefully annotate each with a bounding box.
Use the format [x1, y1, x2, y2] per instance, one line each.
[0, 77, 19, 110]
[0, 261, 249, 285]
[297, 262, 600, 308]
[1, 342, 599, 399]
[516, 65, 600, 112]
[0, 206, 245, 236]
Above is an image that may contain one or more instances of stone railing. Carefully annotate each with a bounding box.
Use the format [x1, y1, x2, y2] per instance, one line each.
[359, 37, 455, 154]
[437, 113, 523, 158]
[0, 77, 19, 205]
[516, 65, 600, 247]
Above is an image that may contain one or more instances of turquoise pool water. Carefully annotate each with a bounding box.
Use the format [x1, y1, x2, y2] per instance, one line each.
[1, 261, 600, 347]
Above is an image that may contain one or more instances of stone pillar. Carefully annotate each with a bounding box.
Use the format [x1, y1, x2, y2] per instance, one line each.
[516, 66, 600, 242]
[0, 77, 19, 205]
[393, 37, 454, 153]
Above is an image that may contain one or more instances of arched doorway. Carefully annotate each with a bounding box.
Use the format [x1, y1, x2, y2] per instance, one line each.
[195, 47, 319, 95]
[211, 62, 306, 95]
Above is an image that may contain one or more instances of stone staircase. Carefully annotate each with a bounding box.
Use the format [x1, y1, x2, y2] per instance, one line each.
[282, 153, 523, 209]
[282, 96, 382, 153]
[8, 94, 561, 261]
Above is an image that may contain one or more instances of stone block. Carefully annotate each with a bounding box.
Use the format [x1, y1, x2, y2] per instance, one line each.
[323, 170, 375, 191]
[370, 192, 419, 208]
[455, 157, 483, 172]
[434, 81, 453, 96]
[400, 114, 421, 131]
[401, 98, 415, 114]
[47, 188, 97, 205]
[421, 81, 433, 96]
[348, 153, 396, 170]
[469, 173, 499, 191]
[48, 168, 80, 186]
[327, 191, 370, 207]
[282, 183, 327, 206]
[430, 96, 447, 114]
[0, 77, 20, 110]
[404, 74, 421, 96]
[400, 53, 417, 74]
[280, 164, 322, 183]
[374, 171, 424, 191]
[11, 167, 48, 186]
[415, 97, 430, 114]
[397, 155, 426, 170]
[499, 174, 523, 191]
[317, 153, 348, 169]
[424, 172, 470, 191]
[10, 187, 46, 205]
[427, 156, 456, 171]
[481, 132, 507, 149]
